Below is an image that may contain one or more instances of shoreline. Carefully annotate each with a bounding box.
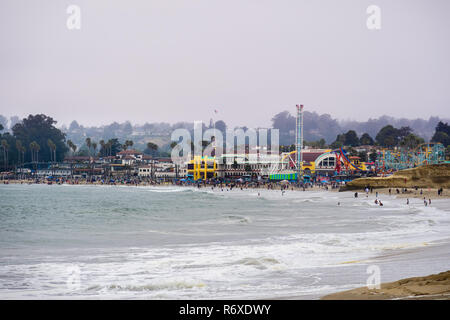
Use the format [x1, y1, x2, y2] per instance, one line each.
[2, 179, 449, 200]
[321, 270, 450, 300]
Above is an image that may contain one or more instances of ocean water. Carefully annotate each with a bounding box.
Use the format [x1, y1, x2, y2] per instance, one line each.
[0, 184, 449, 299]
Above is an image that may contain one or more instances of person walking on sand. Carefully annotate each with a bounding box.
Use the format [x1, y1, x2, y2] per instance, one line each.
[354, 192, 358, 198]
[424, 198, 428, 206]
[429, 198, 431, 206]
[406, 198, 409, 205]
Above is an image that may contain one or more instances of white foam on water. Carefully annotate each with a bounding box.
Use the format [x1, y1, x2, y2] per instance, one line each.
[1, 185, 449, 299]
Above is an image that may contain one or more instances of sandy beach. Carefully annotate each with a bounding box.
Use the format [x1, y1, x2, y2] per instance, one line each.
[322, 270, 450, 300]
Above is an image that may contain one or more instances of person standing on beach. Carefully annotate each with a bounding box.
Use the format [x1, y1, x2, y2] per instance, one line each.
[406, 198, 409, 205]
[354, 192, 358, 198]
[429, 198, 431, 206]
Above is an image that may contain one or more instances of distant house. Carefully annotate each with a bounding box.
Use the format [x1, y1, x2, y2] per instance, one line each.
[35, 168, 72, 177]
[116, 150, 143, 165]
[100, 156, 116, 164]
[138, 165, 152, 177]
[142, 155, 153, 164]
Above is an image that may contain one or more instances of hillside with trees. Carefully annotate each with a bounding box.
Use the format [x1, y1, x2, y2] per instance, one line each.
[1, 111, 449, 170]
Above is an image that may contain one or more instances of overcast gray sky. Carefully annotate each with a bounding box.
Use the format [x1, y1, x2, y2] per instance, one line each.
[1, 0, 449, 128]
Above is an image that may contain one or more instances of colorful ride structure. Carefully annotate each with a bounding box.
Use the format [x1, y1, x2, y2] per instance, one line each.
[282, 147, 368, 176]
[375, 143, 445, 172]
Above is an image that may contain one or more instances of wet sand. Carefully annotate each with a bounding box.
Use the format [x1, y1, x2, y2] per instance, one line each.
[322, 270, 450, 300]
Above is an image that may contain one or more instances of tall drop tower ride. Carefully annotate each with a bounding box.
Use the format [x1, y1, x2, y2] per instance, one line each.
[295, 104, 304, 181]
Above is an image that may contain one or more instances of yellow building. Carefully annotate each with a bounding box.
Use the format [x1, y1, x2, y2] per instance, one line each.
[187, 156, 217, 180]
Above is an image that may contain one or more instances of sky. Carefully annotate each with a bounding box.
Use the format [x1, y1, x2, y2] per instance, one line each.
[1, 0, 449, 129]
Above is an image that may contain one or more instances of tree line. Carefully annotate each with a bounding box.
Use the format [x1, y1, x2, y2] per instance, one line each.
[0, 114, 164, 171]
[1, 114, 449, 171]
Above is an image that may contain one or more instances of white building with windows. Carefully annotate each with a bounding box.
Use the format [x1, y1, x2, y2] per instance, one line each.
[138, 166, 152, 177]
[216, 153, 286, 178]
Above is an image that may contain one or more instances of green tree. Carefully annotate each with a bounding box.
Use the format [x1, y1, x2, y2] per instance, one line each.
[47, 139, 56, 162]
[399, 133, 424, 150]
[12, 114, 68, 162]
[99, 140, 105, 156]
[85, 137, 92, 155]
[104, 138, 121, 156]
[146, 142, 158, 156]
[359, 133, 374, 145]
[67, 140, 77, 155]
[431, 122, 450, 147]
[126, 140, 133, 149]
[375, 125, 399, 147]
[432, 131, 450, 147]
[16, 140, 23, 165]
[29, 141, 40, 163]
[92, 142, 98, 156]
[330, 133, 346, 149]
[20, 145, 26, 165]
[344, 130, 360, 147]
[397, 126, 413, 140]
[1, 139, 9, 170]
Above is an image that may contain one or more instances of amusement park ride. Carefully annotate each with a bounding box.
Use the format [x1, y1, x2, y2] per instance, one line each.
[280, 104, 447, 181]
[375, 143, 446, 172]
[282, 147, 368, 175]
